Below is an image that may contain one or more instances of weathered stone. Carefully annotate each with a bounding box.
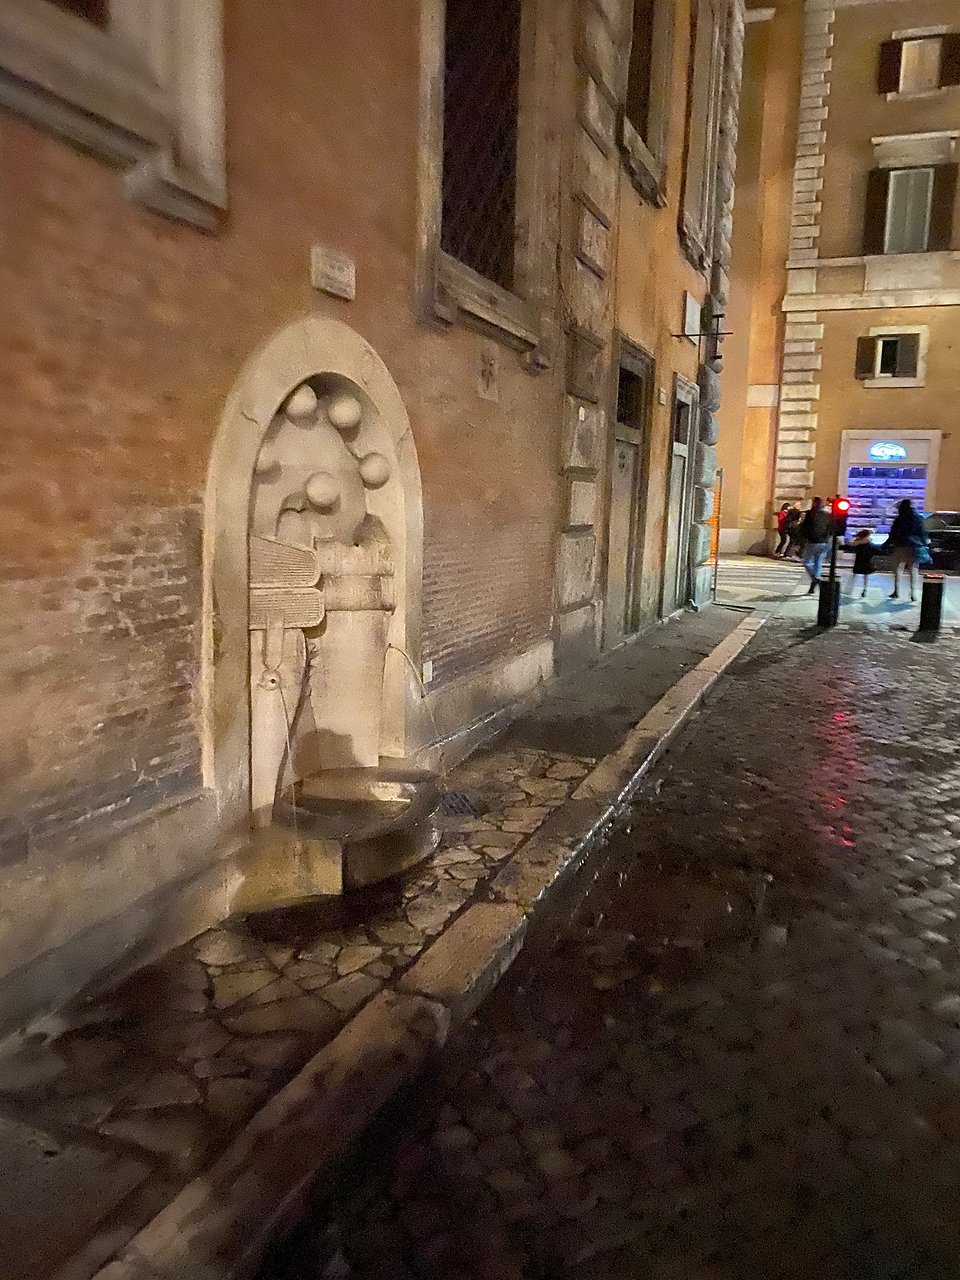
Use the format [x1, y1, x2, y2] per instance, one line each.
[336, 945, 383, 977]
[406, 897, 461, 936]
[212, 968, 275, 1010]
[128, 1071, 201, 1111]
[399, 904, 528, 1021]
[174, 1027, 232, 1070]
[224, 996, 328, 1036]
[100, 1109, 211, 1174]
[194, 931, 254, 968]
[477, 830, 524, 848]
[323, 972, 383, 1015]
[503, 806, 551, 823]
[206, 1078, 265, 1126]
[0, 1115, 152, 1280]
[234, 1034, 303, 1072]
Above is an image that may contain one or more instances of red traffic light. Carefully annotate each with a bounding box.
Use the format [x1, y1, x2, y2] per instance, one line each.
[833, 497, 851, 514]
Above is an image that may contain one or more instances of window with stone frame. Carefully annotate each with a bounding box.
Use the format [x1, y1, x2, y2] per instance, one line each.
[621, 0, 674, 205]
[678, 0, 725, 270]
[878, 33, 960, 96]
[441, 0, 522, 293]
[862, 164, 958, 255]
[854, 327, 928, 388]
[418, 0, 556, 360]
[0, 0, 226, 228]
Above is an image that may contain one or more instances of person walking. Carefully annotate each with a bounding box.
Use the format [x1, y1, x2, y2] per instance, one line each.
[785, 503, 804, 559]
[883, 498, 930, 602]
[849, 527, 875, 598]
[800, 497, 832, 595]
[774, 503, 792, 558]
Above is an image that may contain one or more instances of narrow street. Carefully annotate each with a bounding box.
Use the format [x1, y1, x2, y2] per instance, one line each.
[263, 618, 960, 1280]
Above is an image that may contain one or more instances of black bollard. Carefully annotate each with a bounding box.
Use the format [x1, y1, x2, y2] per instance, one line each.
[817, 576, 840, 628]
[918, 573, 944, 633]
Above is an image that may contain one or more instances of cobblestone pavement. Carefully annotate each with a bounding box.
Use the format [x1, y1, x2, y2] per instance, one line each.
[262, 620, 960, 1280]
[0, 609, 739, 1279]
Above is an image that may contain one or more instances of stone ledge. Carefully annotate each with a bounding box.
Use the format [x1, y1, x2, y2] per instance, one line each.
[398, 902, 528, 1020]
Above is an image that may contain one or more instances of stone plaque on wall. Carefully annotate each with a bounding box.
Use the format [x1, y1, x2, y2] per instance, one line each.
[311, 245, 357, 301]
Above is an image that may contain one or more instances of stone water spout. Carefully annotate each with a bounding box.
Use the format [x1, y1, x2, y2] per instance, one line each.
[241, 378, 438, 903]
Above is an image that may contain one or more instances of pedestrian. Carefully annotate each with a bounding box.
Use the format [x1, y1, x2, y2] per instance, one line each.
[883, 498, 930, 602]
[849, 527, 874, 598]
[800, 496, 833, 595]
[774, 503, 791, 558]
[785, 503, 804, 558]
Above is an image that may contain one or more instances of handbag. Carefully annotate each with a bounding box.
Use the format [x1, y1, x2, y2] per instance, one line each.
[916, 542, 933, 569]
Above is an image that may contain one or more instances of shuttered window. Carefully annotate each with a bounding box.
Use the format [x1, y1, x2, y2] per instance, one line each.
[679, 0, 723, 266]
[863, 165, 957, 254]
[855, 333, 921, 380]
[878, 34, 960, 94]
[885, 167, 934, 253]
[626, 0, 656, 139]
[621, 0, 674, 204]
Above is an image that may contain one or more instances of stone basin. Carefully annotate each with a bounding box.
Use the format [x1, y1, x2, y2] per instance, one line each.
[232, 765, 441, 910]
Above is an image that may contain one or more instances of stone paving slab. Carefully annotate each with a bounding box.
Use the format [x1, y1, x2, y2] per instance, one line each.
[0, 605, 750, 1280]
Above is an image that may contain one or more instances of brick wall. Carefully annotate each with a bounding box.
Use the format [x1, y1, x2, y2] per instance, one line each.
[0, 508, 201, 867]
[423, 514, 554, 685]
[0, 1, 565, 876]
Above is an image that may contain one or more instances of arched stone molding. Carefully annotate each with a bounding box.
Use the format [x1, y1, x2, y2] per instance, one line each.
[202, 316, 424, 833]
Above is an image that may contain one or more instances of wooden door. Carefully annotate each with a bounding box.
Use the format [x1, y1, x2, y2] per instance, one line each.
[604, 343, 653, 648]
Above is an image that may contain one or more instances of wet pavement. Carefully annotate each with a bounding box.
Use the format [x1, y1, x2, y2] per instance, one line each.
[262, 618, 960, 1280]
[718, 552, 960, 628]
[0, 607, 742, 1280]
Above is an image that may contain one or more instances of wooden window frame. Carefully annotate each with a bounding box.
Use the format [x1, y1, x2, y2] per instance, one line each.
[417, 0, 557, 363]
[0, 0, 226, 229]
[620, 0, 674, 207]
[854, 326, 928, 389]
[678, 0, 724, 272]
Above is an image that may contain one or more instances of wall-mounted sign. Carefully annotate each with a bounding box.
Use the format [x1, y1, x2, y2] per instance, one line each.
[311, 244, 356, 301]
[682, 291, 701, 344]
[869, 441, 907, 462]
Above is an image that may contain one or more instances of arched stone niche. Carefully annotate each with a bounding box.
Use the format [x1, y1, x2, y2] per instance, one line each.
[202, 317, 423, 835]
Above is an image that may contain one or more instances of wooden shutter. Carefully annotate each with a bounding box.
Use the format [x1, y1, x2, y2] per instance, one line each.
[877, 40, 902, 93]
[940, 34, 960, 87]
[862, 169, 889, 255]
[855, 337, 875, 380]
[895, 333, 921, 378]
[929, 165, 958, 252]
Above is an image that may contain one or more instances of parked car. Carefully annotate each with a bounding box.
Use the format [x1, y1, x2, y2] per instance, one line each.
[924, 512, 960, 570]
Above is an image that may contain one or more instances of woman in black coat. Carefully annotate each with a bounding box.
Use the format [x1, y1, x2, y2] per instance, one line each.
[883, 499, 929, 602]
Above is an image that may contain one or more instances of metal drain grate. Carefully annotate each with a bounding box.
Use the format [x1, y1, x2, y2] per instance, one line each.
[440, 790, 489, 817]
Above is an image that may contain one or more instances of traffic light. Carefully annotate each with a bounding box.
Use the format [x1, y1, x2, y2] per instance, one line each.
[832, 496, 851, 536]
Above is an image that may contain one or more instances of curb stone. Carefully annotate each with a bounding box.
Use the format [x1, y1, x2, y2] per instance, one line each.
[90, 611, 764, 1280]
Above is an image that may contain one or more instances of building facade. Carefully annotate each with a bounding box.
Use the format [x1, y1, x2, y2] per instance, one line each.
[719, 0, 960, 552]
[0, 0, 742, 1032]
